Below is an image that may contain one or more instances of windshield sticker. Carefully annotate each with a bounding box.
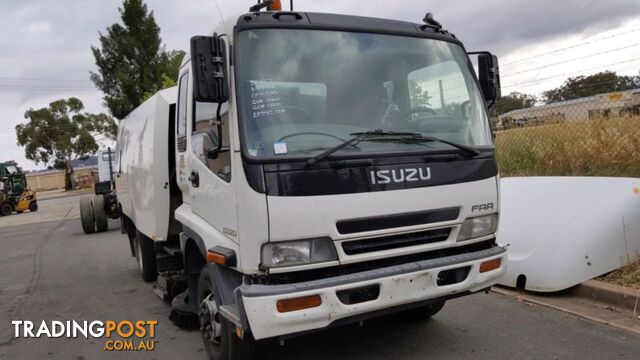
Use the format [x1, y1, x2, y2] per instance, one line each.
[249, 80, 286, 120]
[273, 142, 288, 155]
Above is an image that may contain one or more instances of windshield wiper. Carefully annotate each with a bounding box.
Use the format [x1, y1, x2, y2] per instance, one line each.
[370, 133, 481, 157]
[306, 130, 408, 167]
[305, 129, 479, 167]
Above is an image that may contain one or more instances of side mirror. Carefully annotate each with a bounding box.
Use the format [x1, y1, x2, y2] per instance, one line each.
[468, 52, 501, 104]
[191, 34, 229, 103]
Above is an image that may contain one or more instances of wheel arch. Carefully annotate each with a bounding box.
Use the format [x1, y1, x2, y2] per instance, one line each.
[181, 228, 243, 310]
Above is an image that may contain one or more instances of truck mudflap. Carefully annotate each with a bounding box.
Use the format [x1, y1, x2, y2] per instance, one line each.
[240, 246, 506, 340]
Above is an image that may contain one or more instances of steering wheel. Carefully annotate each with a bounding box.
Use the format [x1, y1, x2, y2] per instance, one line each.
[281, 105, 313, 121]
[403, 107, 437, 118]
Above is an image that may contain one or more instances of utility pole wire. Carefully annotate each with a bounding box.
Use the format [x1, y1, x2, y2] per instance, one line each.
[213, 0, 229, 35]
[0, 77, 92, 83]
[502, 57, 640, 89]
[503, 43, 640, 78]
[503, 27, 640, 66]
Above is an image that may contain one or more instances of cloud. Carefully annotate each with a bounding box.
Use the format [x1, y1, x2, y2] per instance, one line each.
[1, 0, 640, 169]
[145, 0, 640, 56]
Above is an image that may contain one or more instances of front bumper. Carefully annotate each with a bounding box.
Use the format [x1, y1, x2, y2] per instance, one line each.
[240, 246, 506, 340]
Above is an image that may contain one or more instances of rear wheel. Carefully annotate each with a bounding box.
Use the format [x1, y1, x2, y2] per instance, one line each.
[135, 232, 157, 282]
[127, 230, 137, 257]
[79, 197, 95, 234]
[29, 201, 38, 212]
[93, 196, 108, 232]
[0, 203, 12, 216]
[197, 267, 255, 360]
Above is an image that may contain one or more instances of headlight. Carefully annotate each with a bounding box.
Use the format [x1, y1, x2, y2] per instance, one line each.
[261, 238, 338, 268]
[457, 214, 498, 241]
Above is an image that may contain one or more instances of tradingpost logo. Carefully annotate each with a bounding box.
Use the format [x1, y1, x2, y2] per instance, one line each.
[11, 320, 158, 351]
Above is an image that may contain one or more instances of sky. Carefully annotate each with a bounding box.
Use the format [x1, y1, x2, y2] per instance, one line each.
[1, 0, 640, 170]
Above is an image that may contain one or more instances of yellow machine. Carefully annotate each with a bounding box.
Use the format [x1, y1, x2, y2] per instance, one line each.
[0, 174, 38, 216]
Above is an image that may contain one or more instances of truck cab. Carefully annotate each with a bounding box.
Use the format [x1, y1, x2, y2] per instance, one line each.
[159, 6, 504, 359]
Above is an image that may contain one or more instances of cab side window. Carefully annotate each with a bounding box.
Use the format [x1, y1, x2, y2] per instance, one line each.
[191, 102, 231, 182]
[177, 73, 189, 152]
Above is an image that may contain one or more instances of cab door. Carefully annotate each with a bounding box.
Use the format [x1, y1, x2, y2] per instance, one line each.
[175, 69, 192, 202]
[186, 80, 238, 241]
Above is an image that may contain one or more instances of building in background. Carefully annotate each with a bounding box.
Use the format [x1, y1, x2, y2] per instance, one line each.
[25, 167, 96, 192]
[0, 156, 100, 192]
[498, 88, 640, 130]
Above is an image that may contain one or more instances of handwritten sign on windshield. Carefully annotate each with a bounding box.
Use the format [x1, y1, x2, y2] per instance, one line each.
[249, 80, 286, 120]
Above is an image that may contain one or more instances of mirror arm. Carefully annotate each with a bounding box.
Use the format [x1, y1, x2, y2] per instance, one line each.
[216, 102, 223, 152]
[249, 0, 274, 12]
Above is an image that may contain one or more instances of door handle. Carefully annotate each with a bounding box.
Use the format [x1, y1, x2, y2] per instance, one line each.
[189, 170, 199, 188]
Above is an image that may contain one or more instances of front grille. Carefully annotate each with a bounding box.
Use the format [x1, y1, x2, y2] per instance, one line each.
[336, 207, 459, 234]
[342, 228, 451, 255]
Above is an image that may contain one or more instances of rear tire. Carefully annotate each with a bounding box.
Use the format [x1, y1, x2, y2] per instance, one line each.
[135, 232, 157, 282]
[29, 201, 38, 212]
[197, 267, 255, 360]
[0, 203, 11, 216]
[79, 197, 95, 234]
[127, 230, 137, 257]
[93, 196, 108, 232]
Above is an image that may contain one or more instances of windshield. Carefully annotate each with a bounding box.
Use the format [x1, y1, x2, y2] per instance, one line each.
[236, 29, 492, 160]
[5, 165, 18, 174]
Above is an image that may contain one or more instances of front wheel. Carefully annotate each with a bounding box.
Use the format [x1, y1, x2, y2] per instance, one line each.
[406, 299, 446, 320]
[1, 202, 13, 216]
[198, 267, 255, 360]
[29, 201, 38, 212]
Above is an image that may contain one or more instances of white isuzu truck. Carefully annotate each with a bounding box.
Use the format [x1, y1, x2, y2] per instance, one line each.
[116, 2, 505, 359]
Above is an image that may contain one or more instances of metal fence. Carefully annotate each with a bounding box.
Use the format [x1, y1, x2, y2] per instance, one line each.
[494, 88, 640, 177]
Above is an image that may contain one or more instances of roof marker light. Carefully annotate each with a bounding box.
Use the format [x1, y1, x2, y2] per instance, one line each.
[267, 0, 282, 11]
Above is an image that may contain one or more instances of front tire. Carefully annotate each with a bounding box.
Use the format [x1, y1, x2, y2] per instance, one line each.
[197, 267, 255, 360]
[29, 201, 38, 212]
[0, 203, 11, 216]
[134, 232, 157, 282]
[407, 300, 446, 319]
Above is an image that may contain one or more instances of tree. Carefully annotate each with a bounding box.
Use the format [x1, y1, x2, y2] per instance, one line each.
[542, 71, 640, 104]
[15, 98, 116, 190]
[489, 92, 537, 117]
[141, 72, 178, 102]
[90, 0, 184, 119]
[408, 80, 432, 107]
